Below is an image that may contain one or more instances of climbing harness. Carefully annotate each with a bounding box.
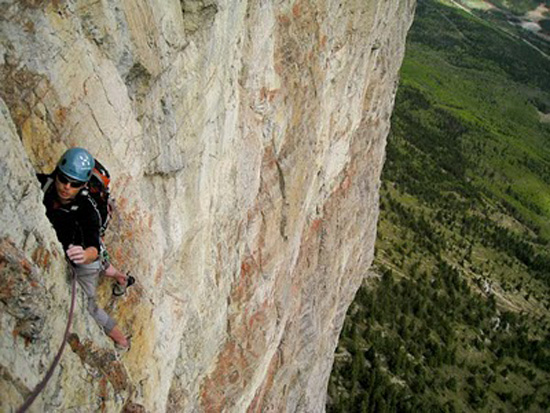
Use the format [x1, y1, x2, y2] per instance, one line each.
[16, 264, 77, 413]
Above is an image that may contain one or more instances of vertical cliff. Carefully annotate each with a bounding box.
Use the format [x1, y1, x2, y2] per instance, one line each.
[0, 0, 415, 411]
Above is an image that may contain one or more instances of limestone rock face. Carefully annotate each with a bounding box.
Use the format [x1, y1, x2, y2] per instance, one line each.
[0, 0, 415, 411]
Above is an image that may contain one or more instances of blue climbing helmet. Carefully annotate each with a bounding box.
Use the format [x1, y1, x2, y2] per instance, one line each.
[57, 147, 95, 182]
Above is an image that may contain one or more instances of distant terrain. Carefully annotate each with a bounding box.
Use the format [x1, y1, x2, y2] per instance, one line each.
[328, 0, 550, 411]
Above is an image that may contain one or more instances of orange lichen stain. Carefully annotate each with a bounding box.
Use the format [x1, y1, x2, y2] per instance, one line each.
[42, 251, 50, 268]
[12, 327, 31, 346]
[292, 3, 301, 17]
[260, 87, 268, 101]
[246, 306, 269, 343]
[98, 377, 108, 412]
[332, 167, 356, 199]
[231, 255, 259, 304]
[19, 258, 32, 274]
[277, 14, 291, 25]
[274, 62, 285, 76]
[268, 90, 279, 103]
[291, 280, 301, 297]
[310, 218, 323, 233]
[201, 299, 275, 409]
[68, 333, 130, 393]
[340, 174, 352, 192]
[55, 106, 68, 125]
[261, 146, 278, 171]
[320, 35, 327, 49]
[154, 264, 164, 285]
[241, 259, 254, 277]
[116, 196, 129, 210]
[202, 303, 277, 410]
[259, 87, 279, 103]
[232, 256, 259, 306]
[32, 246, 51, 269]
[200, 339, 250, 412]
[247, 351, 281, 413]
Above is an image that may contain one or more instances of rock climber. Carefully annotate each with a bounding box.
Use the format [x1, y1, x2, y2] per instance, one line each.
[37, 147, 129, 348]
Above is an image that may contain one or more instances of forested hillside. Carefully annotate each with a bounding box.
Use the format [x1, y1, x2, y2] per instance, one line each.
[328, 0, 550, 411]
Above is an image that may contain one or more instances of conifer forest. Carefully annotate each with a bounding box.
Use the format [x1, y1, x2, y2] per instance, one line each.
[328, 0, 550, 411]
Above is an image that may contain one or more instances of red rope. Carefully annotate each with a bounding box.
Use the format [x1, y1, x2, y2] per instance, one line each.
[17, 265, 77, 413]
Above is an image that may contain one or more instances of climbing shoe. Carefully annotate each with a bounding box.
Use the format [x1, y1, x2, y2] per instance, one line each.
[112, 273, 136, 297]
[114, 335, 132, 356]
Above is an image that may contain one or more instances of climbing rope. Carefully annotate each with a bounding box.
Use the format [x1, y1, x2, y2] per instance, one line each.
[17, 264, 77, 413]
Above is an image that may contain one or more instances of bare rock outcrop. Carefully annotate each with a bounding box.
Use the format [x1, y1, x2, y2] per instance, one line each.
[0, 0, 415, 411]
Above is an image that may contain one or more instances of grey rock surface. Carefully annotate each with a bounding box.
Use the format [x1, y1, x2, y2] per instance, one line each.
[0, 0, 415, 411]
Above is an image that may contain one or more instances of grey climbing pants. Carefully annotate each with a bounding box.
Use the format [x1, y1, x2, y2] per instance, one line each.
[73, 261, 116, 334]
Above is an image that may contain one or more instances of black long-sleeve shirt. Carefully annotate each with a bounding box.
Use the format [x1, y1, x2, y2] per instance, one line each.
[37, 173, 101, 252]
